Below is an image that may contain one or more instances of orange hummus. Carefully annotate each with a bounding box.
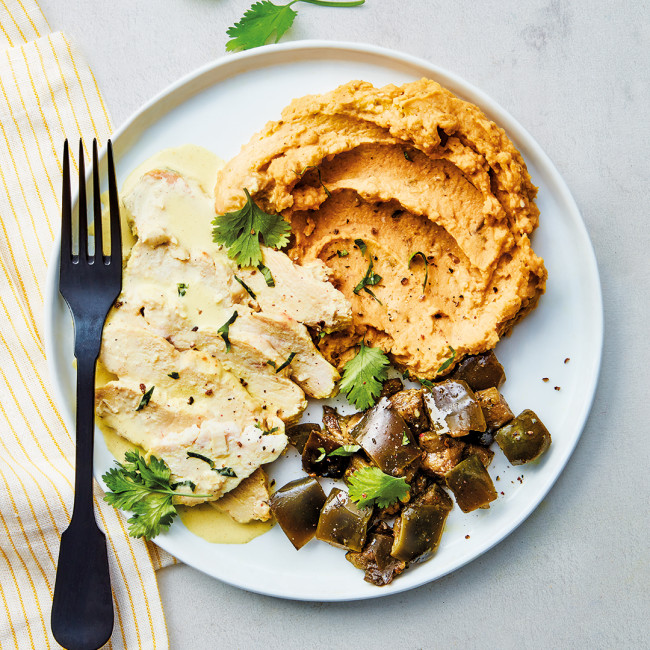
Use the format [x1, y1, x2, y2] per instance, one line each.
[214, 79, 547, 378]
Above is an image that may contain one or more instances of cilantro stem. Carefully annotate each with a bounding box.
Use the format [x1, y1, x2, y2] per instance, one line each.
[296, 0, 365, 6]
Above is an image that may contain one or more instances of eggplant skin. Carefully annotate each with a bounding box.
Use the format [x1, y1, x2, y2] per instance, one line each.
[269, 477, 327, 550]
[450, 351, 506, 392]
[316, 488, 373, 551]
[494, 409, 551, 465]
[445, 455, 497, 513]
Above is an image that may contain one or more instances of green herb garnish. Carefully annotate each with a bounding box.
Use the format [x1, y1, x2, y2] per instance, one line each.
[226, 0, 365, 52]
[170, 479, 196, 492]
[258, 263, 275, 287]
[275, 351, 297, 373]
[218, 311, 238, 352]
[315, 447, 327, 462]
[102, 451, 210, 540]
[420, 378, 434, 389]
[234, 275, 257, 300]
[187, 451, 215, 468]
[214, 467, 237, 478]
[353, 239, 382, 303]
[437, 345, 456, 374]
[403, 149, 412, 161]
[337, 249, 349, 257]
[177, 283, 188, 297]
[212, 188, 290, 268]
[348, 467, 410, 509]
[328, 444, 361, 457]
[295, 165, 332, 198]
[339, 341, 390, 410]
[408, 251, 429, 293]
[135, 386, 154, 411]
[167, 372, 180, 379]
[255, 422, 279, 435]
[402, 431, 410, 446]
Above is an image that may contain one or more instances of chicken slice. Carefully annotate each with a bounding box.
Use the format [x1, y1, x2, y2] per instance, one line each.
[238, 247, 351, 333]
[210, 468, 271, 522]
[148, 420, 287, 505]
[99, 322, 268, 429]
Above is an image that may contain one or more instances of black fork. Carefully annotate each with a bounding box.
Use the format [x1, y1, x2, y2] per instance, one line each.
[51, 139, 121, 650]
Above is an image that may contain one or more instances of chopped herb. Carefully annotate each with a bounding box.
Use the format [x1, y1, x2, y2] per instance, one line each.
[315, 447, 326, 463]
[353, 239, 382, 303]
[402, 431, 410, 446]
[187, 451, 215, 468]
[212, 188, 291, 268]
[214, 467, 237, 478]
[337, 249, 349, 257]
[258, 263, 275, 287]
[167, 372, 180, 379]
[234, 275, 257, 300]
[218, 311, 238, 352]
[420, 378, 434, 389]
[318, 331, 326, 341]
[255, 422, 279, 435]
[295, 165, 332, 198]
[266, 360, 277, 369]
[437, 346, 456, 374]
[275, 351, 297, 373]
[328, 444, 361, 457]
[403, 149, 412, 161]
[348, 467, 410, 509]
[408, 251, 429, 293]
[339, 341, 390, 410]
[102, 451, 211, 540]
[226, 0, 365, 52]
[135, 386, 154, 411]
[177, 283, 188, 297]
[170, 479, 196, 492]
[402, 369, 411, 380]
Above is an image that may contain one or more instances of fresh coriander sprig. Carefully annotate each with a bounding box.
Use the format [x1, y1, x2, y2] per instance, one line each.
[102, 451, 211, 540]
[212, 189, 291, 268]
[347, 467, 410, 509]
[226, 0, 365, 52]
[339, 341, 390, 410]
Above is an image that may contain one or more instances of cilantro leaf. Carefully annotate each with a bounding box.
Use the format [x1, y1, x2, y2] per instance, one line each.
[437, 345, 456, 374]
[177, 282, 188, 297]
[226, 0, 365, 52]
[212, 188, 290, 268]
[339, 341, 390, 410]
[102, 451, 211, 540]
[348, 467, 410, 509]
[328, 444, 361, 457]
[218, 311, 238, 352]
[135, 386, 154, 411]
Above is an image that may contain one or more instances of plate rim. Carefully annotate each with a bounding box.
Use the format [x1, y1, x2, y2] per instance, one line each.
[44, 40, 604, 601]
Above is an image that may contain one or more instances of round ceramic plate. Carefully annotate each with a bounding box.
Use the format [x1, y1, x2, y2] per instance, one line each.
[44, 41, 602, 601]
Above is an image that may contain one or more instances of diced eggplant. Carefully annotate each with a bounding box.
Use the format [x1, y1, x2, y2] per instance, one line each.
[352, 397, 422, 475]
[322, 406, 356, 445]
[424, 379, 486, 437]
[269, 477, 327, 550]
[391, 483, 453, 563]
[450, 351, 505, 391]
[302, 428, 350, 478]
[475, 387, 515, 430]
[316, 488, 373, 551]
[445, 455, 497, 513]
[463, 430, 495, 447]
[343, 453, 374, 484]
[285, 423, 320, 454]
[494, 409, 551, 465]
[463, 443, 494, 468]
[380, 378, 404, 398]
[419, 432, 466, 477]
[346, 522, 406, 586]
[389, 389, 430, 435]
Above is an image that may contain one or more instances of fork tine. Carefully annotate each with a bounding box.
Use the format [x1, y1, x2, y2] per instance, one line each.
[92, 139, 103, 260]
[107, 140, 122, 266]
[78, 139, 88, 261]
[60, 140, 72, 264]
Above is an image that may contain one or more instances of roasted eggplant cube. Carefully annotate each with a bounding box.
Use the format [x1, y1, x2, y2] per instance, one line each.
[445, 455, 497, 513]
[420, 432, 466, 477]
[352, 397, 422, 475]
[346, 524, 406, 586]
[424, 379, 486, 437]
[494, 409, 551, 465]
[302, 429, 351, 478]
[316, 488, 373, 551]
[380, 377, 405, 398]
[391, 484, 453, 563]
[322, 405, 356, 445]
[475, 387, 515, 430]
[450, 351, 505, 391]
[463, 443, 494, 468]
[389, 389, 430, 435]
[269, 477, 327, 550]
[286, 423, 321, 454]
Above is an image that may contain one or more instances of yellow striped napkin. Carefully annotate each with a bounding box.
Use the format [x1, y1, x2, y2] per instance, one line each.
[0, 1, 175, 647]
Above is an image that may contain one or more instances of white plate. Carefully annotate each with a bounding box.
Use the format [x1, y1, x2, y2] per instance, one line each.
[44, 41, 603, 601]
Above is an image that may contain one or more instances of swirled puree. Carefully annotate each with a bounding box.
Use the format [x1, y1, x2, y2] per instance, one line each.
[95, 145, 352, 544]
[215, 79, 547, 377]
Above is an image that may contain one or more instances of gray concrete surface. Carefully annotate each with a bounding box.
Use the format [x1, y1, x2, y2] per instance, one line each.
[40, 1, 649, 647]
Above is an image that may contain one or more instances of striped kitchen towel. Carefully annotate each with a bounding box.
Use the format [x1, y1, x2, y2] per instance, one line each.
[0, 0, 175, 647]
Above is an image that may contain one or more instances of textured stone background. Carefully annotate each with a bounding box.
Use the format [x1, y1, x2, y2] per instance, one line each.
[40, 1, 649, 647]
